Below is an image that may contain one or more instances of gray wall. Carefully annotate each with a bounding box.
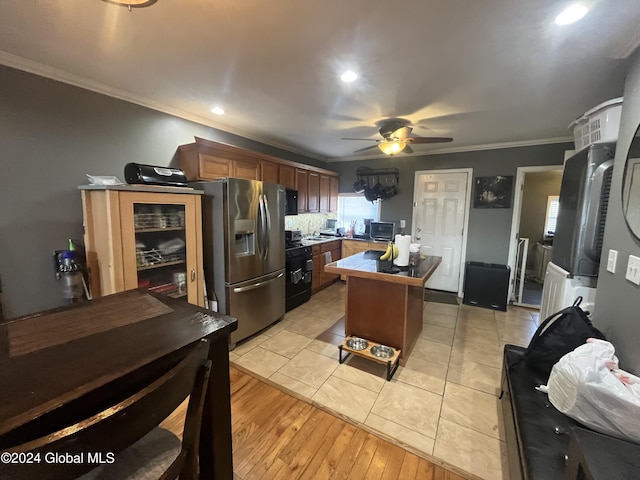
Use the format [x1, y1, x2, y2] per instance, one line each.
[593, 50, 640, 374]
[330, 144, 571, 264]
[0, 66, 324, 319]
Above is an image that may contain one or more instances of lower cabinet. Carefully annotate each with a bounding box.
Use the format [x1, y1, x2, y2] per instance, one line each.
[311, 240, 342, 294]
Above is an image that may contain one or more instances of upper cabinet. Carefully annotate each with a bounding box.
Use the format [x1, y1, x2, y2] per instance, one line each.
[296, 169, 309, 212]
[262, 159, 296, 189]
[177, 137, 338, 212]
[308, 172, 320, 213]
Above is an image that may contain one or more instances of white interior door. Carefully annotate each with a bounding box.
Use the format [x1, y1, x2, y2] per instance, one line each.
[412, 170, 470, 293]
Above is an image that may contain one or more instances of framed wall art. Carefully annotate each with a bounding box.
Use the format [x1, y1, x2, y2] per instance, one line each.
[473, 175, 514, 208]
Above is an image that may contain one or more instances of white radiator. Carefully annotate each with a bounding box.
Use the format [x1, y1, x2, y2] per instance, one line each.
[540, 262, 597, 321]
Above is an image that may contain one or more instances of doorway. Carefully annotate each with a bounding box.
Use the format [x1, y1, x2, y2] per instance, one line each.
[412, 169, 472, 296]
[507, 166, 563, 308]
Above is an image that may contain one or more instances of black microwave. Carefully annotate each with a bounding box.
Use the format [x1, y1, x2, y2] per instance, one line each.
[285, 189, 298, 215]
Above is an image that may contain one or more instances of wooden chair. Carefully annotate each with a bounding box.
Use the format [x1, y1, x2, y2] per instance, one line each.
[2, 339, 212, 480]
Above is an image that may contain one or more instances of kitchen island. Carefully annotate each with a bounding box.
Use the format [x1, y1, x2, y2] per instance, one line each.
[324, 250, 441, 365]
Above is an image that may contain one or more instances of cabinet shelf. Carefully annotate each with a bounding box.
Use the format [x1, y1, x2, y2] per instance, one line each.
[137, 260, 185, 272]
[135, 227, 185, 234]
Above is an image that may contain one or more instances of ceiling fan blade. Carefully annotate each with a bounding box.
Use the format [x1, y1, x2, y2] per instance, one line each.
[403, 144, 414, 154]
[341, 137, 379, 141]
[406, 136, 453, 144]
[392, 126, 413, 139]
[353, 145, 380, 153]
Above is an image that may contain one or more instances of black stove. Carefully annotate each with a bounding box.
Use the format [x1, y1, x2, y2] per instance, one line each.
[284, 230, 312, 311]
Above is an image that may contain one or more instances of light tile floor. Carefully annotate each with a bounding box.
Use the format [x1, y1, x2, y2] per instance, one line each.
[230, 282, 540, 480]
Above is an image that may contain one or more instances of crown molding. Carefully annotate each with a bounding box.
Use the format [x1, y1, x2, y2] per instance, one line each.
[0, 51, 326, 162]
[326, 136, 574, 162]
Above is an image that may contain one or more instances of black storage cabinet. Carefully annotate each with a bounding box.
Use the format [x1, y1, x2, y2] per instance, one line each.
[463, 261, 510, 311]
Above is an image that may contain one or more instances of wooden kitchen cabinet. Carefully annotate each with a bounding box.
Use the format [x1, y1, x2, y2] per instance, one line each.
[178, 138, 259, 181]
[311, 244, 322, 293]
[308, 171, 320, 213]
[260, 159, 280, 184]
[279, 164, 296, 189]
[232, 157, 260, 180]
[311, 240, 342, 294]
[321, 240, 342, 286]
[319, 174, 330, 213]
[340, 239, 386, 280]
[178, 137, 339, 206]
[262, 160, 296, 189]
[296, 168, 309, 212]
[80, 185, 205, 307]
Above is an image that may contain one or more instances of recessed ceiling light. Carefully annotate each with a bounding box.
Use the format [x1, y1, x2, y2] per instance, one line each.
[211, 106, 225, 115]
[340, 70, 358, 83]
[555, 3, 589, 25]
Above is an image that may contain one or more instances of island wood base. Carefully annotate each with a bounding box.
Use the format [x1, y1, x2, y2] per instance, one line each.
[344, 276, 425, 366]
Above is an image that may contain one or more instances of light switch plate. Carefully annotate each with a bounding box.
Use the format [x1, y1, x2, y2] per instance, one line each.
[400, 219, 406, 228]
[607, 249, 618, 273]
[625, 255, 640, 285]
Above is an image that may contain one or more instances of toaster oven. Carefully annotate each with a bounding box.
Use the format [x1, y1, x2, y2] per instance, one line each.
[369, 221, 395, 241]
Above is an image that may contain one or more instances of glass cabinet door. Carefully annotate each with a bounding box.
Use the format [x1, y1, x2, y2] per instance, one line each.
[118, 192, 203, 306]
[134, 203, 187, 298]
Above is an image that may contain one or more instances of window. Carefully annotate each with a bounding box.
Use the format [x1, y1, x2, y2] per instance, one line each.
[337, 194, 380, 232]
[544, 195, 560, 235]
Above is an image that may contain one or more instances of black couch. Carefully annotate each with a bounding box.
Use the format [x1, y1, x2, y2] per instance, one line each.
[501, 344, 640, 480]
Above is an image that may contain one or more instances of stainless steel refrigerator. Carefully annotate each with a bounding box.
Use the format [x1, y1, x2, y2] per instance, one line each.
[197, 178, 285, 345]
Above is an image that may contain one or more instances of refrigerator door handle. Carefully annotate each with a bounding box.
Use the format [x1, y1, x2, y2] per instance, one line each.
[257, 194, 265, 260]
[233, 271, 284, 293]
[584, 160, 613, 260]
[263, 194, 271, 260]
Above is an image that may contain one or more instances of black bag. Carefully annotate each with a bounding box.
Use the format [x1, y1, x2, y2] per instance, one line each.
[522, 297, 606, 377]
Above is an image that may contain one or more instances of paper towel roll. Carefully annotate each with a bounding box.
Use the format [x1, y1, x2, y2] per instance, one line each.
[393, 234, 412, 266]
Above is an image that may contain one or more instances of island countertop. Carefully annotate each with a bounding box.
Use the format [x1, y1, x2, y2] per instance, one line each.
[324, 250, 442, 287]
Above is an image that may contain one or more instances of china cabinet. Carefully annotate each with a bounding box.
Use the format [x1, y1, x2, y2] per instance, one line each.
[79, 185, 204, 306]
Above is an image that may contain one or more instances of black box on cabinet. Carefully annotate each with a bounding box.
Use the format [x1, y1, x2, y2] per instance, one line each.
[463, 261, 510, 311]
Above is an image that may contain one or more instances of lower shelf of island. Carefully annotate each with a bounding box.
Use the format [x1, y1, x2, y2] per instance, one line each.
[338, 336, 401, 381]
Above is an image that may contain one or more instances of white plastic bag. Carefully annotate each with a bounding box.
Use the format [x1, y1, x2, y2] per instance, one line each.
[547, 338, 640, 443]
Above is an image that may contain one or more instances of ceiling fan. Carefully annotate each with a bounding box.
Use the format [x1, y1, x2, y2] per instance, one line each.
[342, 119, 453, 155]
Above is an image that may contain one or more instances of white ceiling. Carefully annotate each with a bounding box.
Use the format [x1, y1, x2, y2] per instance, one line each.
[1, 0, 640, 161]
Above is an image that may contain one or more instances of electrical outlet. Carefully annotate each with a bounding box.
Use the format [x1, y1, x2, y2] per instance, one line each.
[400, 219, 406, 228]
[607, 249, 618, 273]
[625, 255, 640, 285]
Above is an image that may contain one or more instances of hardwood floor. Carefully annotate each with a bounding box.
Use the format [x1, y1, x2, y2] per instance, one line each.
[164, 366, 470, 479]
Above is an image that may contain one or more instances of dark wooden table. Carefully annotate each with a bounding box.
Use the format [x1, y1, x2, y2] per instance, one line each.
[0, 289, 237, 479]
[325, 251, 441, 365]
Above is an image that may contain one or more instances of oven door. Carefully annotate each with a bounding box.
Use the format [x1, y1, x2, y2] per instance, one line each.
[285, 252, 312, 311]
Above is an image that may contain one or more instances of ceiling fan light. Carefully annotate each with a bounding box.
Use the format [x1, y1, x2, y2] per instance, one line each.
[101, 0, 158, 8]
[378, 140, 407, 155]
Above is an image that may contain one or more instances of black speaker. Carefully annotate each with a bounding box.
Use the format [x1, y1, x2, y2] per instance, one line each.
[463, 261, 510, 311]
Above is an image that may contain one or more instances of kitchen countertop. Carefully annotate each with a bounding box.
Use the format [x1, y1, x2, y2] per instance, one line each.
[324, 250, 442, 287]
[300, 236, 390, 246]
